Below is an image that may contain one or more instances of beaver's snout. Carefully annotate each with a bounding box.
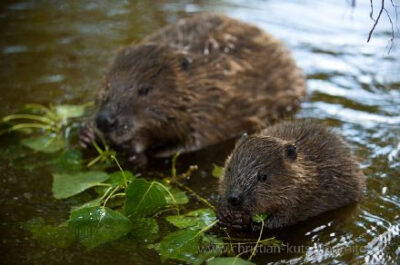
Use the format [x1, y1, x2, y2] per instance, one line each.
[95, 110, 117, 133]
[227, 194, 242, 207]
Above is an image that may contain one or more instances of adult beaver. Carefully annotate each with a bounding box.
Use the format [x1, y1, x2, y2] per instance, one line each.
[218, 121, 365, 230]
[80, 13, 306, 164]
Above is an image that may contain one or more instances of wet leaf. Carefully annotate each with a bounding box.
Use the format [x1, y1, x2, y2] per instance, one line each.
[130, 218, 159, 243]
[212, 164, 224, 179]
[159, 228, 221, 264]
[69, 206, 132, 249]
[52, 171, 110, 199]
[71, 197, 103, 212]
[124, 179, 166, 218]
[107, 171, 136, 187]
[55, 104, 86, 119]
[51, 149, 83, 172]
[166, 208, 216, 230]
[159, 229, 203, 264]
[27, 218, 76, 248]
[164, 186, 189, 205]
[22, 135, 65, 153]
[207, 257, 256, 265]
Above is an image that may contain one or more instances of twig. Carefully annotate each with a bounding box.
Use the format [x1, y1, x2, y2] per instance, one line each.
[368, 0, 385, 42]
[370, 0, 376, 21]
[384, 6, 395, 53]
[172, 180, 216, 210]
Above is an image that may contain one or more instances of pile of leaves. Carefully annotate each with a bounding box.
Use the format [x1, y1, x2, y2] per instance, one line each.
[2, 103, 279, 265]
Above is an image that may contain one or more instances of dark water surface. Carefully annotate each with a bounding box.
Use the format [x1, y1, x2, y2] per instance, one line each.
[0, 0, 399, 264]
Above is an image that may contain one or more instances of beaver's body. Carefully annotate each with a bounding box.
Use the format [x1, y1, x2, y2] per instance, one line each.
[80, 14, 306, 164]
[218, 121, 365, 229]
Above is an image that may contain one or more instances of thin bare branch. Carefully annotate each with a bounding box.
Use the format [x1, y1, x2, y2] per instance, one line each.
[370, 0, 376, 21]
[368, 0, 385, 42]
[383, 7, 395, 52]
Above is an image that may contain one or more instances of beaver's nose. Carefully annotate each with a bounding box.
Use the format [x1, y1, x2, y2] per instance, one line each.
[95, 111, 116, 133]
[228, 195, 242, 207]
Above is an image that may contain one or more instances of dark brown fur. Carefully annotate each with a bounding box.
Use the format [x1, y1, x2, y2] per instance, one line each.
[218, 121, 365, 230]
[81, 13, 306, 163]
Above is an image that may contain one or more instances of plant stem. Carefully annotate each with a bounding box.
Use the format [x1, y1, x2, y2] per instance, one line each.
[24, 103, 57, 119]
[9, 123, 50, 131]
[2, 114, 53, 124]
[87, 156, 102, 167]
[109, 193, 125, 199]
[248, 218, 265, 261]
[103, 185, 121, 207]
[195, 219, 218, 237]
[91, 140, 104, 155]
[172, 180, 216, 210]
[99, 186, 113, 201]
[171, 152, 180, 180]
[154, 181, 179, 215]
[111, 155, 128, 188]
[154, 181, 177, 204]
[95, 183, 112, 187]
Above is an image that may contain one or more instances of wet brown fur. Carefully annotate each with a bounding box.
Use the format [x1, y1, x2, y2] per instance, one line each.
[89, 13, 306, 161]
[218, 121, 365, 229]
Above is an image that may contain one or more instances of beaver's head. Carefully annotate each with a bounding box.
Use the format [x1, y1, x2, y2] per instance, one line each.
[218, 135, 299, 230]
[94, 44, 192, 160]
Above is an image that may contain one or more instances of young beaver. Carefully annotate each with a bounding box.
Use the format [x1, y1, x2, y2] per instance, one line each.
[218, 121, 365, 230]
[80, 13, 306, 164]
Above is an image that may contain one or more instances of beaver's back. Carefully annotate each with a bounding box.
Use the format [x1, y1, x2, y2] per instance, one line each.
[143, 13, 262, 55]
[144, 13, 306, 108]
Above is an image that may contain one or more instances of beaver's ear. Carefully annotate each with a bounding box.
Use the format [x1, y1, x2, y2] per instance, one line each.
[284, 143, 297, 161]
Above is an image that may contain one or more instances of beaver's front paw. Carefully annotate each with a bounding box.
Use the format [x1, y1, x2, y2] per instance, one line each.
[217, 207, 252, 231]
[79, 123, 96, 149]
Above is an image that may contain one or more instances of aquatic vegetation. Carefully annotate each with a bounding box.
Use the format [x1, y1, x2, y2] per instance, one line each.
[212, 164, 224, 179]
[2, 103, 279, 265]
[2, 103, 92, 153]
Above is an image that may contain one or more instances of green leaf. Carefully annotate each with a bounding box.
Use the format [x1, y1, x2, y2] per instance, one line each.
[159, 228, 221, 265]
[164, 186, 189, 205]
[27, 218, 76, 248]
[130, 218, 159, 243]
[71, 197, 103, 212]
[212, 164, 224, 179]
[166, 208, 216, 230]
[51, 149, 83, 172]
[55, 104, 86, 119]
[22, 135, 65, 153]
[52, 171, 110, 199]
[69, 206, 132, 249]
[159, 229, 204, 264]
[107, 171, 136, 187]
[124, 179, 166, 218]
[207, 257, 256, 265]
[252, 214, 267, 223]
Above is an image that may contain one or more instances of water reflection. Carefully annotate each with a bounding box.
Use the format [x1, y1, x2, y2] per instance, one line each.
[0, 0, 399, 264]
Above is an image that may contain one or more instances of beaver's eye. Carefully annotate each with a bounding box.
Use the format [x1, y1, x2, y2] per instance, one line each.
[257, 173, 267, 182]
[138, 86, 152, 96]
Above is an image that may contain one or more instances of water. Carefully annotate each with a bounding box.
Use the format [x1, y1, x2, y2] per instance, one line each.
[0, 0, 399, 264]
